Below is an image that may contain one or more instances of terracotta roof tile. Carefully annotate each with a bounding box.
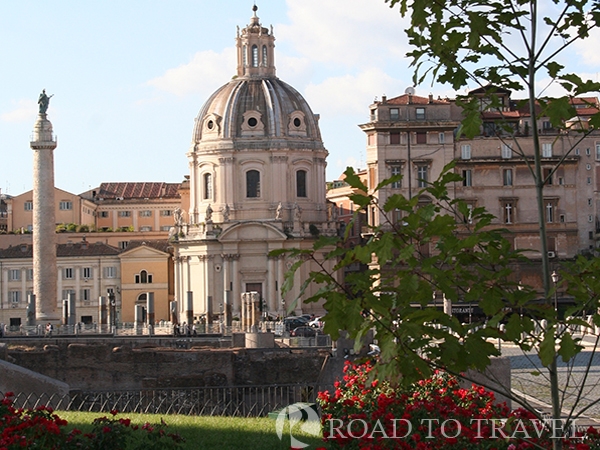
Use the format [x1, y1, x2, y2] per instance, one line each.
[96, 182, 180, 200]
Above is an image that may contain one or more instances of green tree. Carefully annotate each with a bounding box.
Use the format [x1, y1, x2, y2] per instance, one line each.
[277, 1, 600, 448]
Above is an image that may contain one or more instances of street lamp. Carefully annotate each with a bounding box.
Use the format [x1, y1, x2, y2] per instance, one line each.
[551, 270, 559, 316]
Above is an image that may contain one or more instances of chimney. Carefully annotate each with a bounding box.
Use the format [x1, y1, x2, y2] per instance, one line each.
[429, 94, 434, 104]
[382, 95, 387, 103]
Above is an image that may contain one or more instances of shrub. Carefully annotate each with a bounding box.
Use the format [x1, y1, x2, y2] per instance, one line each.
[0, 393, 184, 450]
[318, 361, 600, 449]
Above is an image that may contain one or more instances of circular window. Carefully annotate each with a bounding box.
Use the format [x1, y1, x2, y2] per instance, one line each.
[293, 117, 302, 127]
[207, 120, 214, 130]
[587, 164, 592, 170]
[248, 117, 258, 127]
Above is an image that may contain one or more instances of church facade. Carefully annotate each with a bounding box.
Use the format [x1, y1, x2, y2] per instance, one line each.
[172, 7, 337, 324]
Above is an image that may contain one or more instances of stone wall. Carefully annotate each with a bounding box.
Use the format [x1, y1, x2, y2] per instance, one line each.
[2, 339, 329, 391]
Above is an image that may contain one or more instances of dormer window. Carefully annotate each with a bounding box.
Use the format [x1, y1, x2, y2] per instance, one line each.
[288, 111, 307, 136]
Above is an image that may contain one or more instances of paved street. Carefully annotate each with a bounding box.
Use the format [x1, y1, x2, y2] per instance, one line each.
[500, 335, 600, 420]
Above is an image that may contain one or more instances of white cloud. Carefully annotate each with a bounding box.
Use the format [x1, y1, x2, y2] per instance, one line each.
[305, 68, 408, 116]
[278, 0, 409, 68]
[0, 99, 37, 123]
[571, 28, 600, 67]
[147, 48, 237, 97]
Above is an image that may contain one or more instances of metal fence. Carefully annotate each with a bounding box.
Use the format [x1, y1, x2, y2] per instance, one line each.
[3, 384, 323, 417]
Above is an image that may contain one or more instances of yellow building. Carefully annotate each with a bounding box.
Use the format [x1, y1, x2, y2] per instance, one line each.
[118, 240, 173, 323]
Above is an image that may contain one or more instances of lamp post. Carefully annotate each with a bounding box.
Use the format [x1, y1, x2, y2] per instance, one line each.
[551, 270, 559, 317]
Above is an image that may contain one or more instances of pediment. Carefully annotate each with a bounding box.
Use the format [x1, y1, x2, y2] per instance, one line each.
[219, 221, 287, 242]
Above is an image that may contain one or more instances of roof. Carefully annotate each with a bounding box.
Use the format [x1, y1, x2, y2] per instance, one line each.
[92, 182, 180, 200]
[384, 94, 451, 105]
[123, 240, 172, 254]
[0, 241, 120, 259]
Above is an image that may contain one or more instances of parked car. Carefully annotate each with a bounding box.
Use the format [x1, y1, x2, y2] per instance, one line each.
[308, 316, 323, 328]
[290, 326, 320, 337]
[283, 317, 308, 331]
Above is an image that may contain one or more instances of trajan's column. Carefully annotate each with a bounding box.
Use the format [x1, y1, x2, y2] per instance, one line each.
[30, 89, 59, 323]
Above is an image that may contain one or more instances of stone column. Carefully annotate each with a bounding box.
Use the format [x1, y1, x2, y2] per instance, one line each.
[268, 255, 276, 313]
[146, 292, 155, 325]
[30, 113, 58, 323]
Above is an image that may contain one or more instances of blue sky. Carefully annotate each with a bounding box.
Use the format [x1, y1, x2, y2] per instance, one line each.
[1, 0, 599, 196]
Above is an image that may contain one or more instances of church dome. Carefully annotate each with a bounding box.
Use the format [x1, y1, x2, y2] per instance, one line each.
[184, 6, 329, 227]
[192, 77, 323, 147]
[191, 5, 324, 151]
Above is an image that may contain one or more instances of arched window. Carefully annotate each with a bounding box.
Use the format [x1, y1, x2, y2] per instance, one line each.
[135, 270, 153, 284]
[246, 170, 261, 198]
[296, 170, 307, 198]
[252, 45, 258, 67]
[242, 45, 247, 67]
[203, 173, 213, 200]
[262, 45, 268, 66]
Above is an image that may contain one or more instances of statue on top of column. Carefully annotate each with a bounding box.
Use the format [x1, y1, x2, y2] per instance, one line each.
[38, 89, 53, 114]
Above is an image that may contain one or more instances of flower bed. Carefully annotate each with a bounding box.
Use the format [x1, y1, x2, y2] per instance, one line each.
[317, 361, 600, 449]
[0, 392, 184, 450]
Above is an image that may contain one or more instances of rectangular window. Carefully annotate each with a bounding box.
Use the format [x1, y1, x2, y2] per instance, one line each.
[24, 201, 33, 211]
[161, 210, 172, 216]
[462, 169, 472, 187]
[543, 168, 553, 185]
[370, 109, 377, 121]
[390, 131, 400, 145]
[140, 226, 152, 232]
[417, 166, 428, 188]
[104, 266, 116, 278]
[588, 177, 592, 185]
[367, 134, 376, 145]
[9, 291, 20, 305]
[59, 201, 73, 210]
[9, 269, 20, 281]
[391, 166, 402, 188]
[438, 132, 445, 144]
[542, 143, 553, 158]
[542, 121, 552, 130]
[64, 268, 73, 279]
[118, 211, 131, 217]
[464, 204, 474, 224]
[82, 267, 92, 279]
[389, 108, 399, 121]
[139, 210, 152, 217]
[62, 289, 75, 301]
[118, 241, 129, 250]
[81, 288, 91, 302]
[503, 169, 513, 186]
[26, 268, 33, 281]
[461, 144, 471, 160]
[503, 202, 515, 224]
[589, 198, 593, 207]
[99, 211, 109, 218]
[415, 108, 425, 120]
[558, 177, 564, 185]
[546, 201, 555, 223]
[416, 132, 427, 144]
[501, 144, 512, 159]
[596, 143, 600, 160]
[160, 225, 171, 231]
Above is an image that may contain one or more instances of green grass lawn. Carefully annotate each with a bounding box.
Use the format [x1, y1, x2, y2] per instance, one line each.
[58, 411, 326, 450]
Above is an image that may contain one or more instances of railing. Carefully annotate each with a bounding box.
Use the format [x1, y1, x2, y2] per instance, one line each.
[2, 384, 324, 417]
